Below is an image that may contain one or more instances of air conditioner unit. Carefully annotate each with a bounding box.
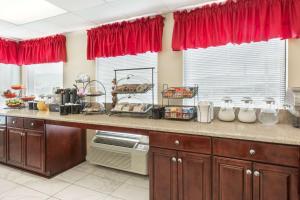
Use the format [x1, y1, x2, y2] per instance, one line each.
[86, 131, 149, 175]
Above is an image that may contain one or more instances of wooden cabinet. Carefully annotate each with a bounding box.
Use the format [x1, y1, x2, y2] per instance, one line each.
[0, 127, 6, 163]
[150, 147, 211, 200]
[213, 157, 252, 200]
[150, 148, 177, 200]
[7, 128, 24, 167]
[213, 157, 299, 200]
[253, 163, 299, 200]
[6, 118, 46, 174]
[24, 130, 45, 173]
[1, 116, 86, 177]
[178, 152, 211, 200]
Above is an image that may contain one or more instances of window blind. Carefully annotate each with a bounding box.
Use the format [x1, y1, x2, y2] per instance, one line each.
[0, 64, 20, 105]
[96, 52, 158, 104]
[184, 39, 287, 107]
[25, 62, 63, 97]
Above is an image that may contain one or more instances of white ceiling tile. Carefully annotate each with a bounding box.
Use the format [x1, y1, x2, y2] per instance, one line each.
[0, 20, 17, 30]
[45, 13, 95, 31]
[162, 0, 215, 10]
[46, 0, 106, 11]
[21, 20, 64, 35]
[74, 3, 128, 24]
[0, 27, 43, 40]
[107, 0, 169, 18]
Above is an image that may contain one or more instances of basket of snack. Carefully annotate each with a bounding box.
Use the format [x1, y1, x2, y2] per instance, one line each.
[162, 87, 198, 99]
[113, 83, 153, 94]
[82, 102, 105, 114]
[164, 106, 196, 120]
[111, 102, 153, 114]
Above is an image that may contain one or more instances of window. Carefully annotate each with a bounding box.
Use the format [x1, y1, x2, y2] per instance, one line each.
[0, 64, 21, 104]
[184, 39, 286, 107]
[25, 62, 63, 96]
[96, 52, 158, 104]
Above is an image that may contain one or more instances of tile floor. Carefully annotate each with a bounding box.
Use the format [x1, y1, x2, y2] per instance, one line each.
[0, 162, 149, 200]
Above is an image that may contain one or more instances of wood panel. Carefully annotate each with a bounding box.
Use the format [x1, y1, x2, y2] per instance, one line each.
[253, 163, 299, 200]
[0, 127, 6, 163]
[149, 131, 211, 154]
[213, 138, 299, 167]
[24, 130, 45, 173]
[213, 157, 252, 200]
[45, 124, 86, 176]
[178, 152, 211, 200]
[7, 128, 24, 167]
[149, 147, 177, 200]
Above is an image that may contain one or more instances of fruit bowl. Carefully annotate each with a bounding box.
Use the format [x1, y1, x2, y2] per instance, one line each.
[2, 90, 17, 99]
[6, 99, 24, 108]
[11, 84, 25, 90]
[20, 96, 35, 102]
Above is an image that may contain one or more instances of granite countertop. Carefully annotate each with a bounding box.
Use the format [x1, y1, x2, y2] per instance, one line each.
[0, 109, 299, 146]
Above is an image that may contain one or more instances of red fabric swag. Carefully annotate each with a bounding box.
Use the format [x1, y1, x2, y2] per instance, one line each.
[172, 0, 300, 50]
[0, 38, 18, 65]
[18, 35, 67, 65]
[87, 15, 165, 59]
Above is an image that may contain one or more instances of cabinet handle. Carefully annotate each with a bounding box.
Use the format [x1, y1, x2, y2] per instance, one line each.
[171, 157, 177, 163]
[254, 171, 260, 177]
[246, 169, 252, 175]
[30, 122, 34, 127]
[177, 158, 182, 163]
[249, 149, 256, 155]
[174, 140, 180, 145]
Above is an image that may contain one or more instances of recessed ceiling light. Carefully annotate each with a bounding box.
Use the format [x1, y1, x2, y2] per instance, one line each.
[0, 0, 67, 25]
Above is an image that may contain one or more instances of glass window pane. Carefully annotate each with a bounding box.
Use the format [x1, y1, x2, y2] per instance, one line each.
[0, 64, 21, 105]
[184, 39, 286, 107]
[25, 62, 63, 97]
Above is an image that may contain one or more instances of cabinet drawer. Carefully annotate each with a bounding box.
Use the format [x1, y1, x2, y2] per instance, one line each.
[149, 131, 211, 154]
[24, 118, 44, 132]
[213, 138, 299, 167]
[7, 117, 23, 129]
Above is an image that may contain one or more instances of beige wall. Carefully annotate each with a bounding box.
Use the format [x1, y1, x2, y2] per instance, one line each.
[63, 31, 95, 88]
[157, 13, 183, 103]
[288, 39, 300, 87]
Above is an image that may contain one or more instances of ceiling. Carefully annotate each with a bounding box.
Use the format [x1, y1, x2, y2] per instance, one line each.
[0, 0, 215, 41]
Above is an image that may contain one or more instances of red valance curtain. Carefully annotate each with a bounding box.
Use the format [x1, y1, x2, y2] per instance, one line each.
[0, 38, 18, 65]
[18, 35, 67, 65]
[87, 15, 165, 59]
[172, 0, 300, 50]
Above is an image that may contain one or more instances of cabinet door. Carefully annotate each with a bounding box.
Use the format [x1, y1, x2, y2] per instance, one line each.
[149, 147, 178, 200]
[213, 157, 252, 200]
[0, 127, 6, 163]
[7, 128, 24, 167]
[253, 163, 299, 200]
[24, 130, 45, 173]
[178, 152, 211, 200]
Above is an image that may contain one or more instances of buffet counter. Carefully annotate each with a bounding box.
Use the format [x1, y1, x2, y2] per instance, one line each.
[0, 109, 299, 145]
